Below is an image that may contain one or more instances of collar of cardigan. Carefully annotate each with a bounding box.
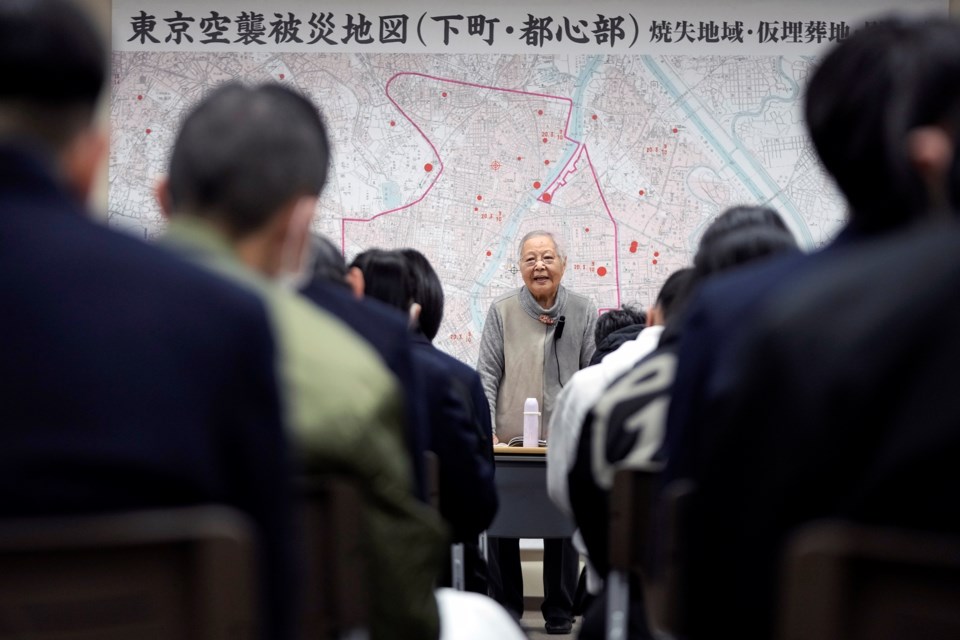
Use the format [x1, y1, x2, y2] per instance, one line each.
[519, 284, 567, 322]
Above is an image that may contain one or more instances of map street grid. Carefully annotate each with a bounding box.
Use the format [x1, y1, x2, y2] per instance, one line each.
[110, 1, 947, 365]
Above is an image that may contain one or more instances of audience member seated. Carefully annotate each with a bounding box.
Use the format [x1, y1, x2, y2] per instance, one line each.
[402, 248, 499, 594]
[548, 281, 685, 519]
[350, 249, 498, 542]
[588, 306, 647, 367]
[568, 206, 798, 640]
[546, 272, 689, 604]
[351, 248, 522, 639]
[663, 17, 960, 492]
[155, 84, 447, 640]
[673, 17, 960, 640]
[0, 3, 293, 638]
[298, 233, 431, 501]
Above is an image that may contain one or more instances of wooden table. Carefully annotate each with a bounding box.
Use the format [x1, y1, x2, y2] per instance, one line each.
[486, 446, 575, 539]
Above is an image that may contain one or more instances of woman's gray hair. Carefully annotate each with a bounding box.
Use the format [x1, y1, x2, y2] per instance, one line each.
[517, 230, 566, 263]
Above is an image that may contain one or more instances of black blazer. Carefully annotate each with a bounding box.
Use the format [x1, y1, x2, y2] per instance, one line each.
[0, 145, 293, 640]
[298, 279, 431, 500]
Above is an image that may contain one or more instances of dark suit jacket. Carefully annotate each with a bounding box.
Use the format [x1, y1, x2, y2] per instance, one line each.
[0, 145, 293, 640]
[663, 249, 807, 482]
[684, 224, 960, 640]
[663, 228, 865, 481]
[410, 333, 498, 542]
[298, 279, 430, 500]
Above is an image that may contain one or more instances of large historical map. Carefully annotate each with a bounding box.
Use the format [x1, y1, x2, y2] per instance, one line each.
[110, 50, 849, 364]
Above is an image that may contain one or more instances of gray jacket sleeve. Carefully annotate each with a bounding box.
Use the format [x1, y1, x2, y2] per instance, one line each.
[476, 303, 505, 437]
[580, 301, 598, 369]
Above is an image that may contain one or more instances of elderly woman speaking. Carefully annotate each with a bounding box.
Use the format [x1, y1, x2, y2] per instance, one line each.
[478, 230, 597, 446]
[477, 230, 596, 632]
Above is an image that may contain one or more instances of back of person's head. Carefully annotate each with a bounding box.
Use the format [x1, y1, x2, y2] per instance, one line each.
[661, 207, 797, 325]
[695, 225, 799, 279]
[594, 306, 646, 345]
[166, 83, 329, 238]
[0, 0, 105, 152]
[302, 233, 349, 290]
[805, 16, 960, 232]
[698, 205, 789, 249]
[694, 205, 798, 279]
[400, 249, 445, 342]
[655, 268, 697, 324]
[350, 249, 414, 312]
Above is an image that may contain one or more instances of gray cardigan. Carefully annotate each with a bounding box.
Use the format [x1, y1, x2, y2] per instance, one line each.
[477, 285, 597, 442]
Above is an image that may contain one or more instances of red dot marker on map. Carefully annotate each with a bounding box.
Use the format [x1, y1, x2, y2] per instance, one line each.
[486, 250, 492, 257]
[653, 259, 659, 265]
[145, 128, 151, 134]
[424, 163, 433, 172]
[639, 189, 645, 196]
[672, 127, 678, 133]
[629, 241, 639, 253]
[474, 207, 479, 212]
[477, 195, 483, 201]
[279, 73, 285, 80]
[541, 193, 552, 203]
[390, 120, 396, 127]
[585, 227, 590, 232]
[517, 156, 522, 161]
[544, 160, 550, 165]
[137, 95, 143, 101]
[654, 251, 660, 257]
[592, 114, 598, 120]
[538, 109, 543, 116]
[542, 137, 548, 143]
[597, 267, 607, 277]
[533, 181, 541, 189]
[442, 91, 448, 98]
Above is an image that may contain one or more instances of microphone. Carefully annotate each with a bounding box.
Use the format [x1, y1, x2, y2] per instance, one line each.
[553, 315, 566, 342]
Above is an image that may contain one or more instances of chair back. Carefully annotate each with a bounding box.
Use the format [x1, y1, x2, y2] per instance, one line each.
[609, 469, 659, 576]
[606, 469, 661, 640]
[299, 476, 370, 640]
[779, 520, 960, 640]
[657, 479, 696, 637]
[0, 506, 257, 640]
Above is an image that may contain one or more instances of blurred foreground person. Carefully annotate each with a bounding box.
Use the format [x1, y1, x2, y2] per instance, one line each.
[156, 84, 446, 640]
[569, 206, 798, 640]
[0, 2, 293, 639]
[672, 16, 960, 640]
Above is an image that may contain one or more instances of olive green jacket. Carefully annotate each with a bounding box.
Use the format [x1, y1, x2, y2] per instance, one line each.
[163, 218, 447, 640]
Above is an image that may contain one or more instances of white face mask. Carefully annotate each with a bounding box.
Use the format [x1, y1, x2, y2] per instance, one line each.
[276, 196, 318, 290]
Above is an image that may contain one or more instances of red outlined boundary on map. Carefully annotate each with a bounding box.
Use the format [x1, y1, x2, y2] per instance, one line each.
[340, 71, 622, 307]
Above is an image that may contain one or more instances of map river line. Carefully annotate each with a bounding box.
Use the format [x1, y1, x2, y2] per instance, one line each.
[110, 51, 845, 366]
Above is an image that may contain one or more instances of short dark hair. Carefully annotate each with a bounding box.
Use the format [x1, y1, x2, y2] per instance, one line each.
[594, 306, 646, 345]
[350, 249, 414, 313]
[698, 205, 789, 249]
[656, 268, 696, 323]
[663, 207, 797, 325]
[0, 0, 105, 150]
[302, 233, 349, 290]
[167, 83, 330, 238]
[805, 16, 960, 232]
[400, 249, 445, 341]
[694, 206, 798, 278]
[695, 226, 799, 279]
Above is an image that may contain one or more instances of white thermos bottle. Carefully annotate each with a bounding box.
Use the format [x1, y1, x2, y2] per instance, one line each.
[523, 397, 540, 447]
